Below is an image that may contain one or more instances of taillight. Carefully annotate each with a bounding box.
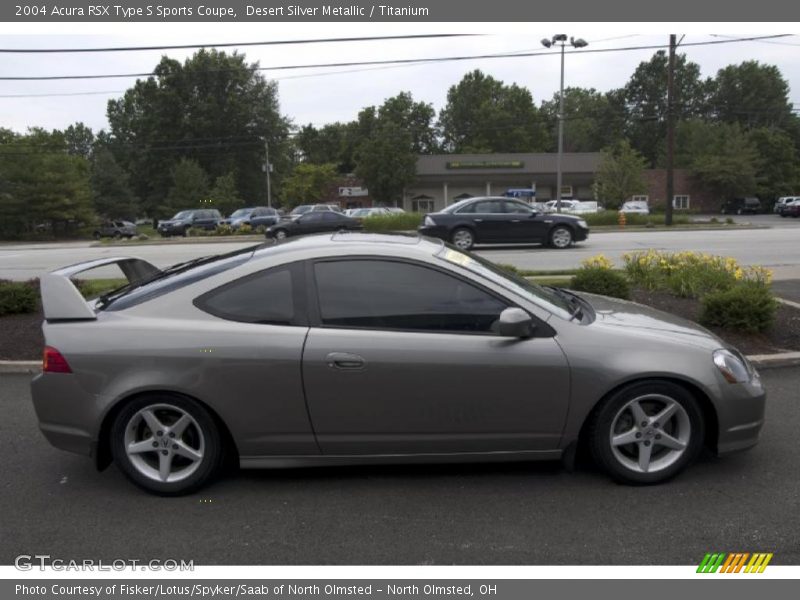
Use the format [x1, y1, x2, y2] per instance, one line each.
[43, 346, 72, 374]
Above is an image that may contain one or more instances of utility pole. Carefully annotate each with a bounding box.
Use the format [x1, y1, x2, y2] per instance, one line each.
[665, 34, 676, 226]
[556, 41, 565, 213]
[264, 139, 272, 208]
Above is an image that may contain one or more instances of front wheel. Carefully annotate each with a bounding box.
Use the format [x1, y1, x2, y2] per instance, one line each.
[274, 229, 288, 240]
[549, 226, 574, 249]
[450, 227, 475, 250]
[588, 381, 704, 485]
[110, 395, 224, 495]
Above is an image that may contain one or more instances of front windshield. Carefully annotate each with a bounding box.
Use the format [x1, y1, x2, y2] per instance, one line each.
[230, 209, 251, 218]
[172, 210, 192, 219]
[436, 246, 573, 320]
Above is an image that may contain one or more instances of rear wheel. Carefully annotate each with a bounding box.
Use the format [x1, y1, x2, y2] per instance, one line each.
[110, 394, 223, 495]
[549, 226, 573, 249]
[589, 381, 704, 485]
[274, 229, 288, 240]
[450, 227, 475, 250]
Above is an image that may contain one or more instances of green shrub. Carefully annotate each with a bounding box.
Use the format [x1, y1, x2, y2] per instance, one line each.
[725, 217, 735, 225]
[215, 223, 234, 236]
[699, 285, 778, 333]
[496, 263, 524, 277]
[0, 280, 38, 316]
[582, 212, 689, 227]
[570, 267, 630, 299]
[137, 234, 149, 241]
[361, 213, 423, 232]
[73, 278, 128, 299]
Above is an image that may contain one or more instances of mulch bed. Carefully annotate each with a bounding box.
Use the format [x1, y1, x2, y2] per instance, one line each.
[2, 290, 800, 360]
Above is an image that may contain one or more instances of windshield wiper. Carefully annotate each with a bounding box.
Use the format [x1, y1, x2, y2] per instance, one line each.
[544, 285, 584, 321]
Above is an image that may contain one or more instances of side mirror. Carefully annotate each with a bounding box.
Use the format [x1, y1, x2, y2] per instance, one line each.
[497, 307, 535, 338]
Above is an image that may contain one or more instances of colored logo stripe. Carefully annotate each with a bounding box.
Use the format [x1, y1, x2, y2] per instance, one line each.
[697, 553, 773, 573]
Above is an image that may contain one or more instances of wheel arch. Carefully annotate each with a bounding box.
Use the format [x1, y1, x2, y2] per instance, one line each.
[450, 223, 478, 242]
[95, 389, 240, 472]
[575, 376, 719, 457]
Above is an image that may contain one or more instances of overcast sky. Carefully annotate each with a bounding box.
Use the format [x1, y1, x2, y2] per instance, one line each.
[1, 24, 799, 135]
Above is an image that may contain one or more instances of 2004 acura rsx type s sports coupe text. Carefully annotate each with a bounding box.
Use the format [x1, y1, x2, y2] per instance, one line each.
[31, 233, 765, 495]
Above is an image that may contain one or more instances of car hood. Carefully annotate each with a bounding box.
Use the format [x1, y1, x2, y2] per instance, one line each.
[158, 219, 186, 226]
[574, 291, 724, 346]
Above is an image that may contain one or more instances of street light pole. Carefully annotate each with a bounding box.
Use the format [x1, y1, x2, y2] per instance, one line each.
[264, 139, 272, 208]
[541, 35, 588, 213]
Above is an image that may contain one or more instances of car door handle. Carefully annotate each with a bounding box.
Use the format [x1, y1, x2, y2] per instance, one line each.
[473, 218, 483, 222]
[511, 219, 521, 223]
[325, 352, 366, 370]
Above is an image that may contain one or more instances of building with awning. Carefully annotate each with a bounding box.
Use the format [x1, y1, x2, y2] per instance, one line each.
[404, 152, 602, 211]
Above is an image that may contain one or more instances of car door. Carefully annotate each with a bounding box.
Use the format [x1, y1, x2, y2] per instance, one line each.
[502, 200, 550, 243]
[295, 212, 326, 234]
[458, 199, 508, 243]
[301, 258, 570, 455]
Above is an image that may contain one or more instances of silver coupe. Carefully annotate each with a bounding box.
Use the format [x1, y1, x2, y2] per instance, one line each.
[31, 233, 766, 495]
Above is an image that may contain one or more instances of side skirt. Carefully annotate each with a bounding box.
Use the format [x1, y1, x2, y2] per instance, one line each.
[240, 449, 563, 470]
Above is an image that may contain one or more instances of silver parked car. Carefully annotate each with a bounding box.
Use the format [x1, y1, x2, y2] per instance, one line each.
[31, 234, 766, 495]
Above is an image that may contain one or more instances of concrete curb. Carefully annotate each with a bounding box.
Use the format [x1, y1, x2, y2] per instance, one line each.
[91, 235, 264, 248]
[3, 353, 800, 375]
[0, 360, 41, 374]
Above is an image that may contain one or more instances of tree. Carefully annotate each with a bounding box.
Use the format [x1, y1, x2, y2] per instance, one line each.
[593, 140, 648, 208]
[675, 121, 758, 199]
[0, 130, 94, 238]
[709, 61, 795, 130]
[438, 70, 549, 153]
[106, 49, 291, 217]
[355, 122, 417, 205]
[90, 147, 139, 219]
[620, 51, 710, 166]
[747, 128, 800, 201]
[376, 92, 438, 154]
[206, 172, 243, 216]
[165, 158, 209, 215]
[539, 87, 625, 152]
[282, 163, 339, 207]
[294, 122, 359, 173]
[63, 122, 95, 159]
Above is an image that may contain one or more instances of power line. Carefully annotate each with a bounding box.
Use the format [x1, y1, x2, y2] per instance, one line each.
[0, 34, 791, 82]
[0, 34, 477, 54]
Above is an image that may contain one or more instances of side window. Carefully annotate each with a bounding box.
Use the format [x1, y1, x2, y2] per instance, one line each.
[322, 212, 340, 221]
[314, 260, 509, 334]
[504, 201, 532, 214]
[302, 213, 324, 223]
[472, 200, 503, 214]
[195, 266, 297, 325]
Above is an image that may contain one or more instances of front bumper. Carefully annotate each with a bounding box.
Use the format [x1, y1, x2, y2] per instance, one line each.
[715, 376, 767, 455]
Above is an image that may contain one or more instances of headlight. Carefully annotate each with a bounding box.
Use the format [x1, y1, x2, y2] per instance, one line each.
[577, 219, 588, 229]
[424, 216, 436, 227]
[713, 349, 751, 383]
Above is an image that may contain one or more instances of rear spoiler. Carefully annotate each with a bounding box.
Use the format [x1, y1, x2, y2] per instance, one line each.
[40, 257, 160, 321]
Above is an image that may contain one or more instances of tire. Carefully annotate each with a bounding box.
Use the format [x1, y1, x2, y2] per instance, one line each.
[549, 225, 574, 249]
[110, 394, 224, 496]
[450, 227, 475, 250]
[274, 229, 289, 241]
[92, 232, 101, 240]
[588, 381, 704, 485]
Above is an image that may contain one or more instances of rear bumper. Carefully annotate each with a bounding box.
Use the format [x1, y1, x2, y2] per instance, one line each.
[30, 373, 100, 458]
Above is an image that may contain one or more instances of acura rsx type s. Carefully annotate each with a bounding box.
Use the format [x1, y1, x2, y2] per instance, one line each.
[31, 233, 765, 495]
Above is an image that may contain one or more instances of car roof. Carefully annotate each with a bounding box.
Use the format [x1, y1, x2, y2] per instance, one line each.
[250, 232, 441, 261]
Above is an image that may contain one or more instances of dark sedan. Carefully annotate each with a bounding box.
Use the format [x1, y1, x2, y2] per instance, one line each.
[266, 211, 363, 240]
[417, 197, 589, 250]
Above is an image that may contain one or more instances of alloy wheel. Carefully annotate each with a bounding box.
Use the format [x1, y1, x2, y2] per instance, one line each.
[550, 227, 573, 249]
[608, 394, 691, 474]
[451, 228, 474, 250]
[123, 403, 205, 483]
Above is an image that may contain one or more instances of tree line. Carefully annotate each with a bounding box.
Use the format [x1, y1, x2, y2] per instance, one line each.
[1, 48, 798, 238]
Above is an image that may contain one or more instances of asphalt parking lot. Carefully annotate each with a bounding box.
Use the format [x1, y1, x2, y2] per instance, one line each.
[1, 368, 799, 566]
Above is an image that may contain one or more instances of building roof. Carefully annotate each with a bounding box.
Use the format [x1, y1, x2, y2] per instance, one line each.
[416, 152, 602, 177]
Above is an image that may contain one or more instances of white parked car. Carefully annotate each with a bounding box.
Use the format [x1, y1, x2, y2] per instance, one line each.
[350, 207, 392, 219]
[775, 196, 799, 214]
[543, 200, 601, 215]
[619, 201, 650, 215]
